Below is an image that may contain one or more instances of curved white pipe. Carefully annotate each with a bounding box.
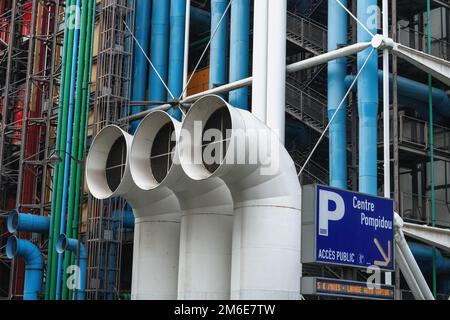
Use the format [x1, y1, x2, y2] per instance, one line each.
[178, 95, 302, 300]
[130, 111, 234, 300]
[85, 125, 181, 300]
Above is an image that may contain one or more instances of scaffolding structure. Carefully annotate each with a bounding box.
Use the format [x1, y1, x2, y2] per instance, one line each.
[85, 0, 134, 300]
[0, 0, 62, 300]
[0, 0, 448, 300]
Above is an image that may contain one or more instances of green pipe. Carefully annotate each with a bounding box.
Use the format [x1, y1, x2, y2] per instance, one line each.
[47, 0, 76, 300]
[68, 0, 96, 300]
[72, 0, 96, 243]
[427, 0, 437, 298]
[62, 0, 90, 300]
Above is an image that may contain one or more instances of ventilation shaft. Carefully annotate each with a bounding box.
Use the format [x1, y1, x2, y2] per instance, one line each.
[179, 95, 302, 300]
[85, 125, 181, 300]
[130, 111, 234, 300]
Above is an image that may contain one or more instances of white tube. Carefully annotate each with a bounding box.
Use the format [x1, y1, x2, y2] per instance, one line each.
[85, 125, 181, 300]
[394, 213, 435, 300]
[266, 0, 287, 143]
[179, 95, 302, 300]
[130, 111, 234, 300]
[251, 0, 268, 122]
[382, 0, 392, 286]
[394, 243, 425, 300]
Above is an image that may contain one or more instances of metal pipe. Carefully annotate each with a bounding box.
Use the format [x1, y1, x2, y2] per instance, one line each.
[130, 0, 152, 132]
[149, 0, 170, 105]
[179, 95, 302, 300]
[210, 0, 228, 89]
[130, 111, 234, 299]
[229, 0, 250, 110]
[357, 0, 379, 195]
[395, 242, 425, 300]
[56, 0, 82, 300]
[251, 0, 268, 122]
[266, 0, 287, 143]
[6, 236, 43, 300]
[382, 0, 390, 200]
[85, 126, 181, 300]
[395, 213, 435, 299]
[63, 0, 90, 299]
[327, 0, 348, 189]
[345, 71, 450, 118]
[168, 0, 186, 120]
[56, 235, 87, 300]
[47, 0, 75, 299]
[120, 42, 373, 122]
[7, 210, 50, 234]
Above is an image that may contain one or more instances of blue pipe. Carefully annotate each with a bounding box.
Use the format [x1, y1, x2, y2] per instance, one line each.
[112, 209, 135, 230]
[7, 210, 50, 234]
[56, 0, 82, 299]
[167, 0, 186, 120]
[6, 236, 43, 300]
[229, 0, 250, 110]
[130, 0, 152, 133]
[409, 242, 450, 275]
[210, 0, 228, 89]
[327, 0, 348, 190]
[56, 235, 87, 300]
[357, 0, 379, 195]
[345, 71, 450, 119]
[148, 0, 170, 105]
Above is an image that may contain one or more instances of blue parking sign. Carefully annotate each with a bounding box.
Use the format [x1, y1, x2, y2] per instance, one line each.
[302, 185, 395, 271]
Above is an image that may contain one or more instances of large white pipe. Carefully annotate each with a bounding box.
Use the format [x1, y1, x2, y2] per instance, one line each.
[179, 95, 302, 300]
[266, 0, 287, 143]
[129, 111, 234, 300]
[251, 0, 268, 122]
[85, 125, 181, 300]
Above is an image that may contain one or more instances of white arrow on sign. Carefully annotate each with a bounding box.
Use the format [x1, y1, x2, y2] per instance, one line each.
[373, 238, 391, 267]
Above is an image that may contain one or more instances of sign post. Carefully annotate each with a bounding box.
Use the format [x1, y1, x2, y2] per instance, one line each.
[302, 185, 395, 271]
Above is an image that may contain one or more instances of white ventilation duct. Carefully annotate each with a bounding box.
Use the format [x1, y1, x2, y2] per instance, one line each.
[129, 111, 234, 300]
[179, 95, 302, 300]
[85, 125, 181, 300]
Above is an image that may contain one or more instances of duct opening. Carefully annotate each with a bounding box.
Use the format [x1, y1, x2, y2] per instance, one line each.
[202, 107, 231, 174]
[106, 136, 127, 192]
[56, 234, 67, 254]
[131, 111, 177, 190]
[150, 122, 176, 183]
[7, 210, 19, 233]
[6, 236, 18, 258]
[86, 125, 130, 200]
[179, 95, 233, 181]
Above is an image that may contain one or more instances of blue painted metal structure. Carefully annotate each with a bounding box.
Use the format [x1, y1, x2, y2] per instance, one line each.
[148, 0, 170, 104]
[7, 210, 50, 234]
[210, 0, 228, 89]
[56, 235, 87, 300]
[168, 0, 187, 120]
[327, 0, 348, 190]
[229, 0, 250, 110]
[345, 72, 450, 120]
[130, 0, 152, 133]
[357, 0, 379, 195]
[6, 236, 44, 300]
[56, 0, 82, 299]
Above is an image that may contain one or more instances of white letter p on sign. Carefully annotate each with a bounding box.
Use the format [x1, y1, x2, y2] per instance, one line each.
[319, 190, 345, 236]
